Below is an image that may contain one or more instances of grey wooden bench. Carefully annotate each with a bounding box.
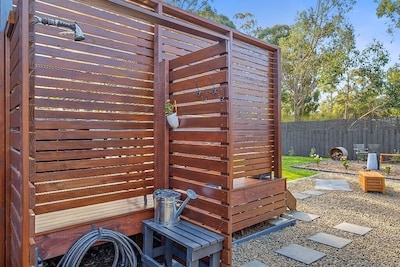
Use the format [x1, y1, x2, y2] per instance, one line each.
[142, 219, 224, 267]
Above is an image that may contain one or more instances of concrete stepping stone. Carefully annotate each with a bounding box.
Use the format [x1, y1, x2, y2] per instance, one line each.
[276, 244, 326, 264]
[315, 179, 352, 191]
[333, 222, 372, 235]
[287, 211, 319, 222]
[292, 192, 311, 199]
[303, 190, 325, 196]
[308, 232, 352, 248]
[241, 260, 269, 267]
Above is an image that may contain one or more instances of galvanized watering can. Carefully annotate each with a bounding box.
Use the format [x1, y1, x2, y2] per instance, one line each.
[153, 189, 197, 226]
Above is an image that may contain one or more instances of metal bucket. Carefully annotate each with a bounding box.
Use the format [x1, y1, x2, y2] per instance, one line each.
[153, 189, 181, 226]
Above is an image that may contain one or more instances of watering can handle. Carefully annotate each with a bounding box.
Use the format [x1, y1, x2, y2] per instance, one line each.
[175, 189, 197, 218]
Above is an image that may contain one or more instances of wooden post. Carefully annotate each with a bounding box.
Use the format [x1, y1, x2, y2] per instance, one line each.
[273, 47, 282, 178]
[153, 2, 169, 190]
[0, 24, 6, 267]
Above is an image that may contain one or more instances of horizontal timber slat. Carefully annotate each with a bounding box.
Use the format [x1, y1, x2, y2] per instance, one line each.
[170, 178, 228, 203]
[170, 167, 228, 187]
[35, 130, 153, 140]
[35, 188, 154, 214]
[35, 162, 154, 182]
[36, 139, 153, 151]
[36, 180, 153, 204]
[36, 147, 153, 161]
[35, 171, 154, 193]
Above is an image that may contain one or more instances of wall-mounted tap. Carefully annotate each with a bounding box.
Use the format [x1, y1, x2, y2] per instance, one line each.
[34, 16, 85, 41]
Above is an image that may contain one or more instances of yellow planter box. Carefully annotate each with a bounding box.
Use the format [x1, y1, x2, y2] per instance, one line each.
[358, 171, 385, 194]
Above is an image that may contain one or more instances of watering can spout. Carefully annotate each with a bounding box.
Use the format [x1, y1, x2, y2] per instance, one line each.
[175, 189, 197, 218]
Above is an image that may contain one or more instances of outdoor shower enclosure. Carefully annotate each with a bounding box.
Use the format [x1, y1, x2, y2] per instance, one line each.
[0, 0, 285, 266]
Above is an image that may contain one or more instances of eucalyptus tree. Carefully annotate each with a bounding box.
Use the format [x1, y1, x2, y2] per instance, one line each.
[164, 0, 236, 29]
[383, 64, 400, 115]
[278, 0, 356, 121]
[328, 41, 390, 119]
[256, 24, 291, 45]
[164, 0, 212, 12]
[376, 0, 400, 34]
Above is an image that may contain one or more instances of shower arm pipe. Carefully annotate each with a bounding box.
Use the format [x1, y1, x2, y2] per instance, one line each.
[34, 16, 85, 41]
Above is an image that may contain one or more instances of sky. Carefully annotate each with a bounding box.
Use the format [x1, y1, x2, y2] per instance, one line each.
[212, 0, 399, 65]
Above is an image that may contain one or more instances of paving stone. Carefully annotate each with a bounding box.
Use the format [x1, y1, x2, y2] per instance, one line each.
[308, 232, 352, 248]
[292, 192, 311, 199]
[334, 222, 373, 235]
[241, 260, 269, 267]
[315, 179, 352, 191]
[287, 211, 319, 222]
[276, 244, 326, 264]
[302, 190, 325, 196]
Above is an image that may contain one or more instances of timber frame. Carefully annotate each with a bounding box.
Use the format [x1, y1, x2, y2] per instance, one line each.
[1, 0, 284, 266]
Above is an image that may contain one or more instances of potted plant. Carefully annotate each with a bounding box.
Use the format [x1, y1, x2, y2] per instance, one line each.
[165, 99, 179, 128]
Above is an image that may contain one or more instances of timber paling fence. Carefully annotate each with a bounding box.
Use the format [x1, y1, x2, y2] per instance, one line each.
[282, 117, 400, 160]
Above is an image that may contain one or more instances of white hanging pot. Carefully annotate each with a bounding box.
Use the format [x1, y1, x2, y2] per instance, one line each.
[166, 112, 179, 128]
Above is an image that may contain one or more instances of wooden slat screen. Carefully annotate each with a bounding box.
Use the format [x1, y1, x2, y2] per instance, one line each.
[231, 39, 277, 179]
[7, 1, 35, 266]
[168, 41, 230, 232]
[33, 0, 155, 214]
[162, 27, 215, 60]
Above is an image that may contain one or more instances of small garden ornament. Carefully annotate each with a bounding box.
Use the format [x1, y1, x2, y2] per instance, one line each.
[165, 99, 179, 128]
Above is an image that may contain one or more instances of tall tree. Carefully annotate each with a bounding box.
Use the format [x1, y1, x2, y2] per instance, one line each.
[383, 63, 400, 115]
[232, 12, 258, 37]
[197, 6, 236, 29]
[279, 0, 356, 121]
[256, 24, 290, 45]
[164, 0, 236, 29]
[376, 0, 400, 33]
[327, 41, 390, 119]
[164, 0, 212, 13]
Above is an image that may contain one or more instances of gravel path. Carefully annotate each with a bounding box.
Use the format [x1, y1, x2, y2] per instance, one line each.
[232, 173, 400, 267]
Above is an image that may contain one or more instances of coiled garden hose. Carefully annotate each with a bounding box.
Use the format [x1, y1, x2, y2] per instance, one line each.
[56, 228, 143, 267]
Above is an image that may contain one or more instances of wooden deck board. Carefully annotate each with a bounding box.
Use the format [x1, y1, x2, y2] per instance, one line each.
[35, 194, 154, 234]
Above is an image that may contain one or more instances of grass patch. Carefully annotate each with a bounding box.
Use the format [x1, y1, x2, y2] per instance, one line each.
[282, 156, 321, 181]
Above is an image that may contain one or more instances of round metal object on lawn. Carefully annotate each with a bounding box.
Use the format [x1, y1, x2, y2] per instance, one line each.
[329, 147, 348, 160]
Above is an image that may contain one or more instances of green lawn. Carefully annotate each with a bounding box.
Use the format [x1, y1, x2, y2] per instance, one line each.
[281, 156, 321, 181]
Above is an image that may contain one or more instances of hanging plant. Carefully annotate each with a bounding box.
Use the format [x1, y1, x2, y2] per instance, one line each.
[165, 99, 179, 128]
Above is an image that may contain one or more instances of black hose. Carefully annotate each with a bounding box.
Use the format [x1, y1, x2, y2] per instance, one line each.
[56, 228, 143, 267]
